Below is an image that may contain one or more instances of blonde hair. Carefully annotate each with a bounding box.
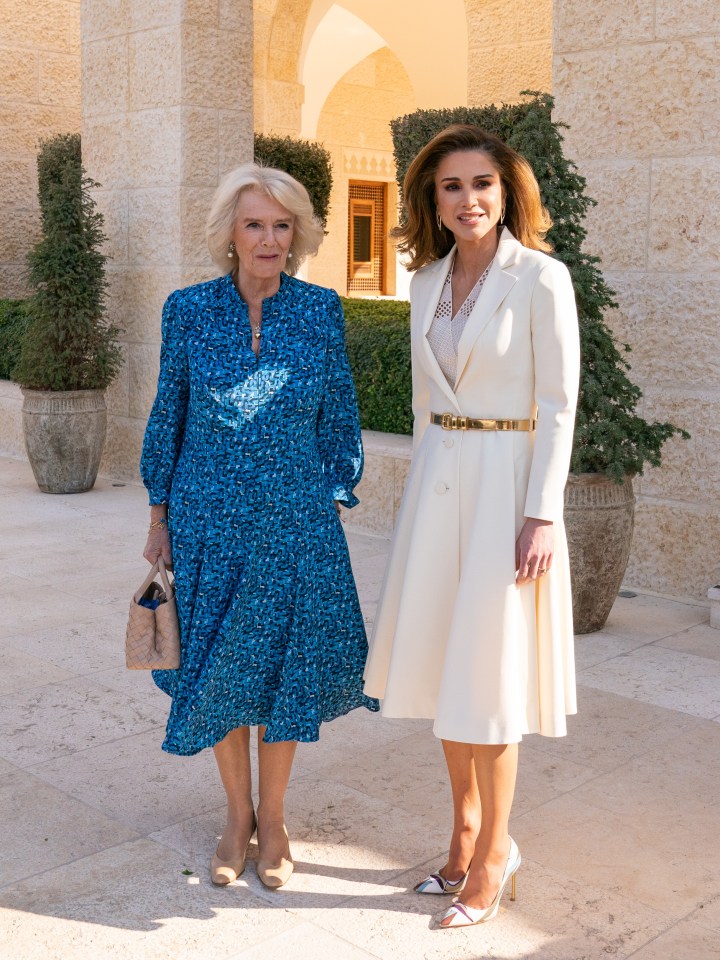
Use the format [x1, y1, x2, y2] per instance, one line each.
[206, 163, 324, 276]
[393, 125, 553, 271]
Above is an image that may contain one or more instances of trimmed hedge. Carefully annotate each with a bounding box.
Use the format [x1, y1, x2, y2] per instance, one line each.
[389, 92, 687, 479]
[254, 134, 333, 229]
[0, 299, 31, 380]
[342, 297, 412, 436]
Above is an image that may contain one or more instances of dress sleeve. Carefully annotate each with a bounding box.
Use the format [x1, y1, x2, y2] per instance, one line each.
[316, 292, 364, 508]
[139, 291, 189, 505]
[524, 258, 580, 522]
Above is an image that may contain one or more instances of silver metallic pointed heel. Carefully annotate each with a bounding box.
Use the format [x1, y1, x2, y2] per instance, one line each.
[438, 838, 521, 929]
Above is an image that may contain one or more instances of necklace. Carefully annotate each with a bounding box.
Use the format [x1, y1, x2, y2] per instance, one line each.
[250, 324, 261, 340]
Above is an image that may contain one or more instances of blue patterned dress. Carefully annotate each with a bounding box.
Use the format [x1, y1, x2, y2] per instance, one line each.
[140, 272, 379, 755]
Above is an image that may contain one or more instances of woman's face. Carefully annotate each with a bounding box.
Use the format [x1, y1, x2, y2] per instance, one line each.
[231, 188, 295, 282]
[434, 150, 504, 244]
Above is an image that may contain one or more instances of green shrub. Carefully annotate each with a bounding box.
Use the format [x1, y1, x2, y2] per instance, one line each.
[254, 134, 333, 229]
[342, 297, 412, 436]
[0, 299, 32, 380]
[390, 92, 688, 480]
[14, 133, 122, 392]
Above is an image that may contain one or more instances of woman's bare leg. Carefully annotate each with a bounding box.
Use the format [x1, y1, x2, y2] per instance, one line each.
[440, 742, 518, 923]
[439, 739, 482, 880]
[256, 726, 297, 864]
[213, 726, 255, 859]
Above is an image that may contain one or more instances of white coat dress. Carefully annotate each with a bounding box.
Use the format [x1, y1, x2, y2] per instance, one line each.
[363, 229, 580, 744]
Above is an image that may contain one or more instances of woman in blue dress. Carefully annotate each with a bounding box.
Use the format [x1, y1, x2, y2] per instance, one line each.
[140, 164, 378, 889]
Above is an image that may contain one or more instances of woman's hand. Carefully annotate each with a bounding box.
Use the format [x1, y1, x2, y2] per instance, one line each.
[515, 518, 553, 586]
[143, 525, 172, 565]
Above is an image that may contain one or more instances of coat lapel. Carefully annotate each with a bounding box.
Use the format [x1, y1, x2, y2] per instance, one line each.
[454, 229, 520, 388]
[417, 248, 458, 409]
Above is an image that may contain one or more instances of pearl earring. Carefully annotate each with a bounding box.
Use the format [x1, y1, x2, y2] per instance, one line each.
[227, 241, 235, 259]
[287, 250, 293, 259]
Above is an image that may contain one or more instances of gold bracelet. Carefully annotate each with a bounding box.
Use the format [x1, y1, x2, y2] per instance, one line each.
[148, 518, 168, 532]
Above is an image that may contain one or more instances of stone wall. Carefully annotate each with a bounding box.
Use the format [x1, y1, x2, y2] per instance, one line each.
[466, 0, 552, 105]
[553, 0, 720, 599]
[0, 0, 81, 299]
[81, 0, 254, 482]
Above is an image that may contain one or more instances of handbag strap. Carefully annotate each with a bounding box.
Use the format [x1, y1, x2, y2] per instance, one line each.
[134, 557, 175, 603]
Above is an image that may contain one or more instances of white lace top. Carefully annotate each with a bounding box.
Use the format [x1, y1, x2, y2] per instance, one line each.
[426, 255, 493, 388]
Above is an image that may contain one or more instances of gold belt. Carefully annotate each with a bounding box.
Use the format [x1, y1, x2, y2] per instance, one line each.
[430, 413, 536, 431]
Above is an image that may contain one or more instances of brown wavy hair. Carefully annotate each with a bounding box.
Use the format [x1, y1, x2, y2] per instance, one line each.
[392, 125, 553, 271]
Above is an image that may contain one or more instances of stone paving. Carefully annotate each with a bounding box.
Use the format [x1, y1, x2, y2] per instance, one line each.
[0, 454, 719, 960]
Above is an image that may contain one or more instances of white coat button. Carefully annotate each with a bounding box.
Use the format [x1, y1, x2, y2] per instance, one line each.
[443, 437, 454, 448]
[434, 481, 448, 495]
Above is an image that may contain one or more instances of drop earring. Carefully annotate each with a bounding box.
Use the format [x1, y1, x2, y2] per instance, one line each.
[227, 241, 236, 259]
[436, 208, 442, 231]
[500, 204, 506, 225]
[287, 250, 293, 259]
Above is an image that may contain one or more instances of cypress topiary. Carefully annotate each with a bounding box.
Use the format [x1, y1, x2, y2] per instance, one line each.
[254, 133, 333, 229]
[14, 133, 122, 392]
[390, 92, 688, 481]
[0, 299, 32, 381]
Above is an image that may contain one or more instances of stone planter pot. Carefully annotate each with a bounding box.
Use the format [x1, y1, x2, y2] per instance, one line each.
[21, 388, 107, 494]
[564, 473, 636, 635]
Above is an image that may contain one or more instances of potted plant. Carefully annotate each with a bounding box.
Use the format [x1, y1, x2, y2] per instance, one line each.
[14, 133, 122, 494]
[387, 93, 688, 633]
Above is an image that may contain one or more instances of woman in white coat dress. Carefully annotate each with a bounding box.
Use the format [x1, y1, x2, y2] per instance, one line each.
[363, 126, 580, 929]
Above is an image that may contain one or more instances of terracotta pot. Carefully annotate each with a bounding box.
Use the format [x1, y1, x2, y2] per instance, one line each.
[564, 473, 636, 634]
[21, 388, 107, 494]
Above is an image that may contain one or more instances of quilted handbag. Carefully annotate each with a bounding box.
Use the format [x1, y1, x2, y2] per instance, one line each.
[125, 557, 180, 669]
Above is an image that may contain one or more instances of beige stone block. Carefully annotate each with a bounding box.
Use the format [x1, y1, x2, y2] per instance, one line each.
[0, 382, 25, 456]
[553, 0, 654, 52]
[106, 263, 178, 344]
[0, 264, 31, 299]
[128, 26, 182, 112]
[80, 0, 130, 42]
[104, 349, 129, 416]
[183, 0, 220, 25]
[656, 0, 720, 40]
[554, 40, 720, 161]
[471, 41, 552, 106]
[82, 35, 128, 118]
[181, 106, 218, 184]
[625, 500, 720, 601]
[0, 159, 38, 207]
[649, 157, 720, 271]
[100, 413, 144, 481]
[467, 0, 552, 45]
[218, 107, 253, 174]
[264, 80, 302, 132]
[180, 185, 216, 267]
[0, 0, 80, 55]
[579, 161, 650, 269]
[39, 52, 81, 107]
[344, 449, 394, 537]
[219, 0, 252, 31]
[127, 108, 182, 187]
[0, 208, 41, 260]
[181, 24, 250, 108]
[127, 187, 181, 265]
[636, 389, 719, 505]
[90, 187, 128, 263]
[343, 57, 376, 88]
[373, 49, 414, 92]
[0, 48, 38, 102]
[129, 0, 181, 30]
[601, 271, 720, 388]
[0, 102, 79, 157]
[127, 342, 160, 419]
[81, 114, 130, 190]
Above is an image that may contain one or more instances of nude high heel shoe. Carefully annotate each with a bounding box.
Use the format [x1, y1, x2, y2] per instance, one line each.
[257, 822, 294, 889]
[210, 812, 257, 886]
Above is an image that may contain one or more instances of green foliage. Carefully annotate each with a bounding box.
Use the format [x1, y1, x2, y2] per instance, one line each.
[0, 299, 32, 380]
[14, 133, 122, 391]
[342, 297, 412, 436]
[390, 92, 688, 480]
[254, 133, 333, 229]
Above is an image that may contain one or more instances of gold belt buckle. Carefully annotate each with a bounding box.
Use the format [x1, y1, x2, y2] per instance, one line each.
[440, 413, 466, 430]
